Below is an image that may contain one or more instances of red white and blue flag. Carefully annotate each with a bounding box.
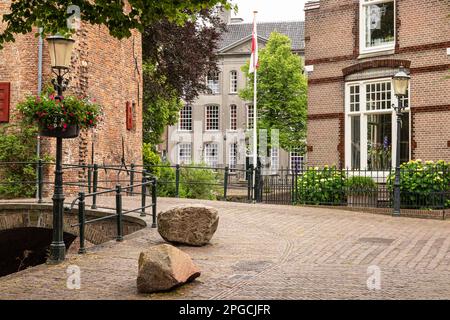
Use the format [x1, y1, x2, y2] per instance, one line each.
[249, 13, 259, 74]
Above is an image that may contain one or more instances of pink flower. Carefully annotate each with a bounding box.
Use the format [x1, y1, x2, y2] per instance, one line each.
[49, 94, 55, 100]
[63, 123, 68, 129]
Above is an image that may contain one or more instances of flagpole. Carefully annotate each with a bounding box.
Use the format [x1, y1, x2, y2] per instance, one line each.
[252, 11, 258, 201]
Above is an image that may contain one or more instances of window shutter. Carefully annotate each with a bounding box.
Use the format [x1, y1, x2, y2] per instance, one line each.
[0, 83, 11, 123]
[126, 101, 133, 130]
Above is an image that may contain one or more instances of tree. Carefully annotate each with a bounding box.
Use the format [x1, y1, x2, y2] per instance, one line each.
[239, 32, 308, 152]
[142, 8, 226, 145]
[0, 0, 232, 48]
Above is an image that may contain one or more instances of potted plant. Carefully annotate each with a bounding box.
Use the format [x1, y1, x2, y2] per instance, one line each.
[17, 89, 102, 139]
[346, 176, 378, 208]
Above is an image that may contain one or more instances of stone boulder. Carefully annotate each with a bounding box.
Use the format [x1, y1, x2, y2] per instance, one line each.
[158, 205, 219, 246]
[137, 244, 201, 293]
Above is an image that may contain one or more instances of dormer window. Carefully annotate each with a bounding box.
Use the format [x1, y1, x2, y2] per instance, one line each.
[360, 0, 395, 55]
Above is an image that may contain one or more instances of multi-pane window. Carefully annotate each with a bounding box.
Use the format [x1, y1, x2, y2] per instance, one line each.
[206, 105, 220, 131]
[360, 0, 395, 53]
[230, 105, 237, 130]
[247, 104, 254, 130]
[230, 71, 238, 94]
[290, 152, 304, 173]
[178, 143, 192, 165]
[207, 71, 220, 94]
[204, 143, 219, 168]
[346, 77, 410, 170]
[271, 147, 279, 173]
[179, 105, 192, 131]
[229, 143, 238, 172]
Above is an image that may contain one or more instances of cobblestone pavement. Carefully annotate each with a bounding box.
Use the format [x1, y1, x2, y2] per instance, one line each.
[1, 197, 450, 300]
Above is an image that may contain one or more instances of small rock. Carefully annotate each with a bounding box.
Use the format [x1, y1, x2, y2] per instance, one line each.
[158, 205, 219, 246]
[137, 244, 201, 293]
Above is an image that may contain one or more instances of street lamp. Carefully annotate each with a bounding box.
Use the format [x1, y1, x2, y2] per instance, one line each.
[392, 65, 411, 216]
[47, 35, 75, 264]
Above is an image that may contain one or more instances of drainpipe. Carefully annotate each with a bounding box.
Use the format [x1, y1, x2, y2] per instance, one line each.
[36, 28, 43, 201]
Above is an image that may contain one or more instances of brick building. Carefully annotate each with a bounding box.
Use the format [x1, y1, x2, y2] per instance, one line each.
[0, 2, 143, 185]
[160, 11, 305, 173]
[304, 0, 450, 169]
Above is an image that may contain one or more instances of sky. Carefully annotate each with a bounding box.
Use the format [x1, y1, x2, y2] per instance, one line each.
[231, 0, 307, 22]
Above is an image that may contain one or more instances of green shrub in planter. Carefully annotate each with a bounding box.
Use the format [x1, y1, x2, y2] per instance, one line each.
[346, 176, 378, 207]
[346, 176, 377, 195]
[297, 166, 346, 205]
[387, 160, 450, 208]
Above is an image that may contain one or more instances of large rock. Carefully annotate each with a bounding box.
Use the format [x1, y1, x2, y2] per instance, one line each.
[137, 244, 201, 293]
[158, 205, 219, 246]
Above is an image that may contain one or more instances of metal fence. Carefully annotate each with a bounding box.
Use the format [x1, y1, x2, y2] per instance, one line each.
[1, 160, 449, 219]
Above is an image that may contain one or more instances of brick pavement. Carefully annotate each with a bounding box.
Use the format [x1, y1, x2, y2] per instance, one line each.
[1, 197, 450, 300]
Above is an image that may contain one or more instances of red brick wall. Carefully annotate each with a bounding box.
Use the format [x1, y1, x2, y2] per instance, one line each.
[305, 0, 450, 167]
[0, 2, 143, 193]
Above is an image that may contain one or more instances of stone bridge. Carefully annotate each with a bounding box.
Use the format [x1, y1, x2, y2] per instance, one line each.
[0, 202, 145, 277]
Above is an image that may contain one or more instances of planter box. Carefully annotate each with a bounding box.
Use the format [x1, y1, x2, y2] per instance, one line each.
[348, 193, 378, 208]
[40, 125, 80, 139]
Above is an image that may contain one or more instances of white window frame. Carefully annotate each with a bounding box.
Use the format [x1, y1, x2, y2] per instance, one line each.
[290, 152, 304, 174]
[345, 77, 411, 171]
[207, 71, 220, 95]
[178, 105, 192, 131]
[230, 70, 238, 94]
[178, 143, 192, 165]
[270, 147, 279, 174]
[205, 105, 220, 131]
[246, 104, 254, 130]
[359, 0, 396, 55]
[229, 143, 238, 172]
[229, 104, 237, 131]
[204, 143, 219, 168]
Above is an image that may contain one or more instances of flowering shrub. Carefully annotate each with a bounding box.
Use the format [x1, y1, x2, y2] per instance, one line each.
[17, 90, 102, 131]
[297, 166, 346, 205]
[387, 160, 450, 208]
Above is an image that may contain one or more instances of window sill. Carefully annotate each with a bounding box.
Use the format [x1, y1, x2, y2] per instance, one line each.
[358, 49, 395, 60]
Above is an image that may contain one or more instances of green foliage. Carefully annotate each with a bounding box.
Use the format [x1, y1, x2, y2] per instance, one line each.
[297, 166, 346, 205]
[0, 123, 39, 199]
[155, 163, 183, 198]
[387, 160, 450, 208]
[142, 143, 161, 177]
[239, 32, 308, 152]
[152, 163, 221, 200]
[16, 89, 102, 131]
[346, 176, 377, 196]
[143, 63, 183, 145]
[180, 165, 221, 200]
[0, 1, 234, 48]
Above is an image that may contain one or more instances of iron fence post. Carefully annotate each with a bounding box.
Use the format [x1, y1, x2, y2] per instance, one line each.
[115, 185, 123, 242]
[224, 167, 229, 201]
[92, 164, 98, 209]
[129, 163, 135, 196]
[175, 164, 180, 198]
[78, 192, 86, 254]
[87, 164, 92, 194]
[141, 170, 147, 217]
[152, 178, 157, 228]
[37, 159, 43, 203]
[255, 164, 261, 203]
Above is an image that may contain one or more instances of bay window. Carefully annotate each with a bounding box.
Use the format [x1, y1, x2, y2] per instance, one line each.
[345, 77, 410, 170]
[360, 0, 395, 54]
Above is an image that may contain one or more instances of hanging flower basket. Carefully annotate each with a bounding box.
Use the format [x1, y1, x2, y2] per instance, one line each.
[17, 88, 102, 139]
[39, 124, 80, 139]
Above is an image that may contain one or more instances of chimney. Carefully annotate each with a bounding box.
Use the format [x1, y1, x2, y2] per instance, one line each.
[219, 7, 231, 24]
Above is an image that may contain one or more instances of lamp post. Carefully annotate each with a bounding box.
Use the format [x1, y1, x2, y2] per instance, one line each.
[47, 35, 75, 264]
[392, 65, 411, 216]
